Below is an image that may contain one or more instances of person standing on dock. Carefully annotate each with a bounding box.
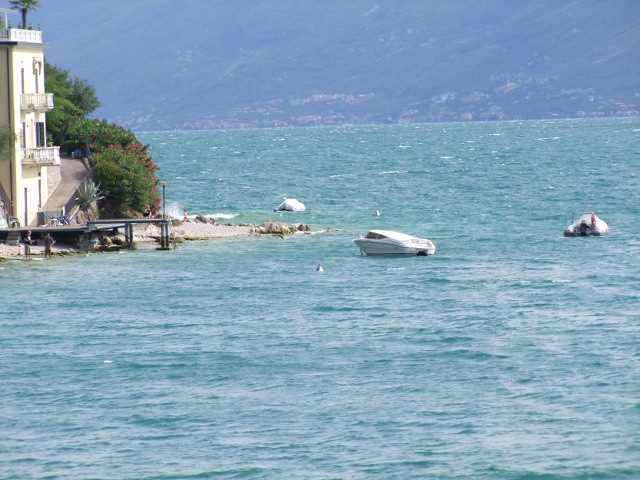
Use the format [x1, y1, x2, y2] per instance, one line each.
[44, 233, 55, 259]
[23, 231, 34, 260]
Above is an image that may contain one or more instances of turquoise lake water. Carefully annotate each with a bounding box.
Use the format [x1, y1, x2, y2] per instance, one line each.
[2, 118, 640, 479]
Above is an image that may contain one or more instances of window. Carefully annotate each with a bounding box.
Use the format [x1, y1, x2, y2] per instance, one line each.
[20, 122, 26, 148]
[35, 122, 45, 147]
[20, 68, 25, 94]
[34, 71, 39, 93]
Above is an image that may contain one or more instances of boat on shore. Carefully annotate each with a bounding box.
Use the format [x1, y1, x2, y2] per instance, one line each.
[564, 213, 609, 237]
[354, 230, 436, 256]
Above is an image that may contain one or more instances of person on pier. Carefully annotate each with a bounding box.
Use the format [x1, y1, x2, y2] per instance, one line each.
[23, 231, 34, 260]
[44, 233, 55, 259]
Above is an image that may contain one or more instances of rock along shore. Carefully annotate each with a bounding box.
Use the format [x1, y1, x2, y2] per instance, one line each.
[131, 219, 312, 243]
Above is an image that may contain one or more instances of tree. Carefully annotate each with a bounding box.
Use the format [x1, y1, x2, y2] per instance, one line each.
[45, 63, 99, 148]
[69, 78, 100, 116]
[93, 146, 157, 217]
[9, 0, 40, 29]
[65, 118, 137, 154]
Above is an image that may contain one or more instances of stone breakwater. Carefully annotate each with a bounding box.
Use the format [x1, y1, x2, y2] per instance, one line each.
[133, 220, 312, 243]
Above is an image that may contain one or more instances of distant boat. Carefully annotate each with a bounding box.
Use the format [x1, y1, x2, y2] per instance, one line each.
[275, 198, 306, 212]
[564, 213, 609, 236]
[354, 230, 436, 256]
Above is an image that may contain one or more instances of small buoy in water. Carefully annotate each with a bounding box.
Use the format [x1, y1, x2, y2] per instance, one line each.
[375, 209, 381, 217]
[316, 264, 324, 272]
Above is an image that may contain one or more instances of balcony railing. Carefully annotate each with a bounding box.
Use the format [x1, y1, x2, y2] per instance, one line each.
[21, 93, 54, 111]
[0, 28, 43, 44]
[22, 147, 61, 166]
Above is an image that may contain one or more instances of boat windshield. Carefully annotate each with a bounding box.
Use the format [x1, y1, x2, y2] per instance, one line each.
[365, 231, 388, 240]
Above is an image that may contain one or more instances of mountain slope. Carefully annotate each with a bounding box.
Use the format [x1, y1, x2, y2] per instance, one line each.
[32, 0, 640, 129]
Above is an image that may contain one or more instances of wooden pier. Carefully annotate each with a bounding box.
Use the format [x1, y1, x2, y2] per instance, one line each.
[0, 218, 172, 251]
[87, 218, 172, 249]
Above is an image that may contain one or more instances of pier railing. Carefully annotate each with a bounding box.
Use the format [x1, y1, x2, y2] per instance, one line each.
[22, 147, 61, 166]
[0, 28, 42, 44]
[21, 93, 54, 111]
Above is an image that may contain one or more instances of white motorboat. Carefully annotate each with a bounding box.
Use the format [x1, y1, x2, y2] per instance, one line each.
[564, 213, 609, 237]
[354, 230, 436, 256]
[275, 198, 306, 212]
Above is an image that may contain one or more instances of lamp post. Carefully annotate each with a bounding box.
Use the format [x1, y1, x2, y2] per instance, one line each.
[160, 181, 166, 220]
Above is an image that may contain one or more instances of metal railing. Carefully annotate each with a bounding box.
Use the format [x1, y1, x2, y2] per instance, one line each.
[20, 93, 54, 111]
[22, 146, 61, 166]
[0, 28, 43, 44]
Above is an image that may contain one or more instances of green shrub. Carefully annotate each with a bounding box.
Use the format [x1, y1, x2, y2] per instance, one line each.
[94, 146, 157, 217]
[65, 119, 137, 155]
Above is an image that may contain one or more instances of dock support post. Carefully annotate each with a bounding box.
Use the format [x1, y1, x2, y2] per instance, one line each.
[127, 223, 134, 249]
[156, 221, 171, 250]
[163, 222, 169, 248]
[165, 223, 169, 248]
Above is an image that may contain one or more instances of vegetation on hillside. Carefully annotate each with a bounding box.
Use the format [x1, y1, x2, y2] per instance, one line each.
[42, 1, 640, 128]
[45, 63, 100, 149]
[45, 63, 159, 218]
[67, 120, 159, 217]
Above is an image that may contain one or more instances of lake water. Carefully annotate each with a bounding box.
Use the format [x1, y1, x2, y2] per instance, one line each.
[2, 118, 640, 479]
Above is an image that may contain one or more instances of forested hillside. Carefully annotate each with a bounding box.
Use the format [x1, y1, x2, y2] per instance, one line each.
[33, 0, 640, 129]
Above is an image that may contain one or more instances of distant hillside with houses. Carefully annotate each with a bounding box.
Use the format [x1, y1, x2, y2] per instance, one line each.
[34, 0, 640, 130]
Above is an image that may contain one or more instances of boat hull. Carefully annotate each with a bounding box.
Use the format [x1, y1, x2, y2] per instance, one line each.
[564, 215, 609, 237]
[354, 239, 436, 256]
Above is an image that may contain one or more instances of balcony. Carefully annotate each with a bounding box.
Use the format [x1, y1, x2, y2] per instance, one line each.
[21, 93, 54, 112]
[0, 28, 42, 44]
[22, 147, 61, 166]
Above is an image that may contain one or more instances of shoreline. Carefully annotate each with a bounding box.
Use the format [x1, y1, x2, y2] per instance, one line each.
[0, 220, 312, 262]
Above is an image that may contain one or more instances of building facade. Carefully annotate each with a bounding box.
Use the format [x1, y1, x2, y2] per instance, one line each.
[0, 24, 60, 227]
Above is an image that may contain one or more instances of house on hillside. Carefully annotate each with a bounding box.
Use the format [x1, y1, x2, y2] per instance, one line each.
[0, 11, 87, 228]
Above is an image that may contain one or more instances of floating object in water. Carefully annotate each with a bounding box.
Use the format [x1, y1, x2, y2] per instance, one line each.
[375, 210, 381, 217]
[316, 264, 324, 272]
[564, 213, 609, 237]
[354, 230, 436, 256]
[276, 198, 306, 212]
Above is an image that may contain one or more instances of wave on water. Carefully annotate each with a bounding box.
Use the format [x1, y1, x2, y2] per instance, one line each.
[209, 213, 238, 220]
[378, 170, 409, 175]
[329, 173, 355, 178]
[165, 202, 238, 220]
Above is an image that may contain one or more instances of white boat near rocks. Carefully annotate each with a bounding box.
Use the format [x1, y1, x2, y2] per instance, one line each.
[275, 198, 306, 212]
[564, 213, 609, 237]
[354, 230, 436, 256]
